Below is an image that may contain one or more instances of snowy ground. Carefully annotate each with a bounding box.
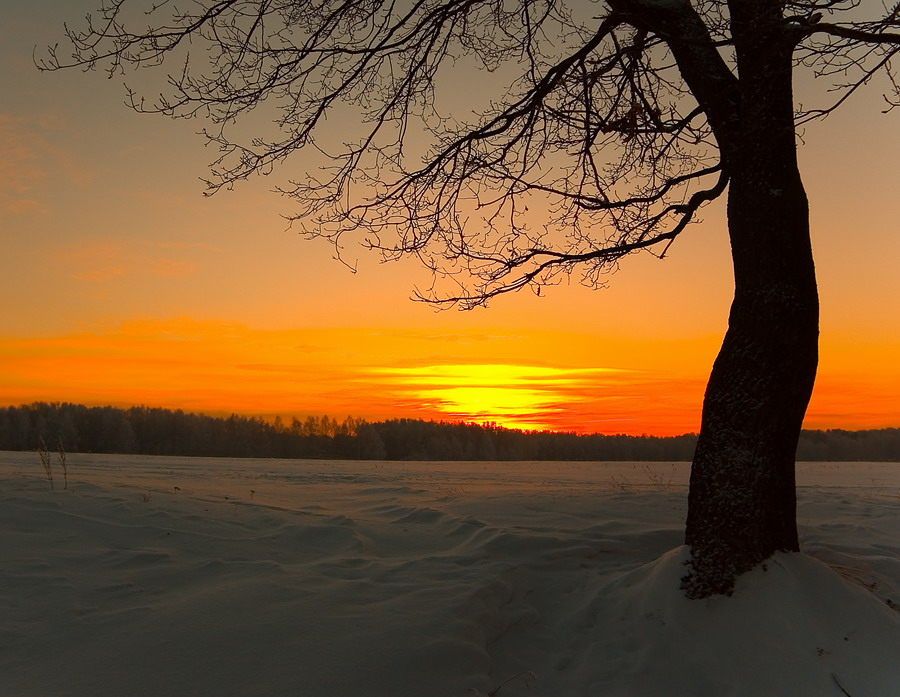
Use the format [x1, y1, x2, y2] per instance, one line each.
[2, 452, 899, 696]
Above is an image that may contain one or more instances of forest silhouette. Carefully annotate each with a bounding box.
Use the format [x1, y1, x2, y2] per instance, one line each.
[2, 402, 897, 463]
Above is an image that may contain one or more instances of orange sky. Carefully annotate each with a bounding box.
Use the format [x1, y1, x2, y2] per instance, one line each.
[1, 2, 899, 436]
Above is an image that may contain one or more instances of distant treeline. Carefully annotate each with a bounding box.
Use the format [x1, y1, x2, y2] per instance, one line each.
[1, 402, 898, 462]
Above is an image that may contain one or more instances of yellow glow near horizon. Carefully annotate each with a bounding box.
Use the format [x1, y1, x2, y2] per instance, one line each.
[422, 386, 560, 430]
[372, 364, 627, 430]
[1, 319, 898, 435]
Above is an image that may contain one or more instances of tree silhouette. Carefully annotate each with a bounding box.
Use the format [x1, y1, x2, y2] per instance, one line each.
[41, 0, 899, 596]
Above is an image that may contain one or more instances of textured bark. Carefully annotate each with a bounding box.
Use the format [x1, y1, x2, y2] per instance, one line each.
[681, 3, 820, 598]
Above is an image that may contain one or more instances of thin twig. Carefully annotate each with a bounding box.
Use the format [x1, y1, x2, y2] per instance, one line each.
[832, 673, 853, 697]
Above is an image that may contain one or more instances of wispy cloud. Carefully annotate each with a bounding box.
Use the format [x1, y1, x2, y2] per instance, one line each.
[0, 114, 47, 213]
[0, 112, 92, 214]
[56, 240, 205, 282]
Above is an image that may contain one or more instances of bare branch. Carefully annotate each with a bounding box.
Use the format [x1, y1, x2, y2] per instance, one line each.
[37, 0, 900, 306]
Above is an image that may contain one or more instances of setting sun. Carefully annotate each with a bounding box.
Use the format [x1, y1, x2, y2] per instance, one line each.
[369, 364, 624, 430]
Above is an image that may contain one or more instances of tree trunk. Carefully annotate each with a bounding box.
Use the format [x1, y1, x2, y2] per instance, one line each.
[682, 8, 820, 598]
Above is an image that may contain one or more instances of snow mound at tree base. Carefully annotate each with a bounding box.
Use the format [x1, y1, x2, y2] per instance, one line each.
[588, 546, 900, 697]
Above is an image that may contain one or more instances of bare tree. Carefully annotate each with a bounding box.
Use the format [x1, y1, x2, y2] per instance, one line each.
[40, 0, 900, 597]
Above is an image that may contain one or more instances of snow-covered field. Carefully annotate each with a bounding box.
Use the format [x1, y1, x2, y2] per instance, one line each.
[2, 451, 899, 696]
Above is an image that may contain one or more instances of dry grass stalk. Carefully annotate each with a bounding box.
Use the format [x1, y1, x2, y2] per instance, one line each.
[37, 436, 54, 490]
[488, 671, 538, 696]
[641, 463, 676, 491]
[57, 437, 68, 490]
